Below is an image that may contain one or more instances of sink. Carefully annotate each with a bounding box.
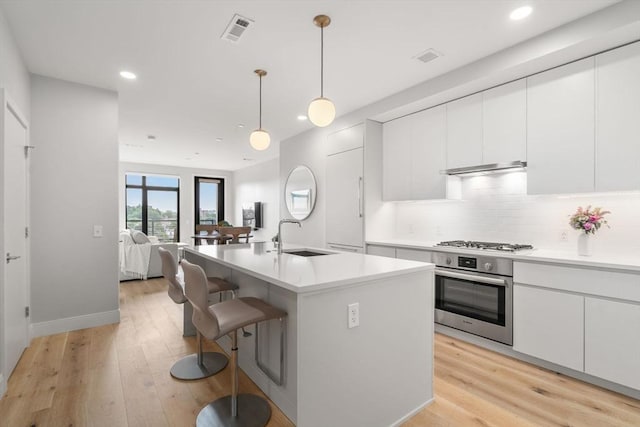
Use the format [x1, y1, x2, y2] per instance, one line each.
[283, 249, 330, 257]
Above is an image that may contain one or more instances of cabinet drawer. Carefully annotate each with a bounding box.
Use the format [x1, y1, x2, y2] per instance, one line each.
[366, 245, 396, 258]
[514, 262, 640, 302]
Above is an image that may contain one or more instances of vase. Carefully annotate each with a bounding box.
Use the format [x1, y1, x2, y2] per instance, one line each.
[577, 233, 591, 257]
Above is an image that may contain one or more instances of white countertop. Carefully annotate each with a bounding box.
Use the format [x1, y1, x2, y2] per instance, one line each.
[184, 242, 434, 293]
[367, 239, 640, 273]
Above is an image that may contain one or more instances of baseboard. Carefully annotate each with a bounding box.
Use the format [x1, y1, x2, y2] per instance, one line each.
[31, 309, 120, 338]
[0, 373, 6, 399]
[390, 398, 434, 427]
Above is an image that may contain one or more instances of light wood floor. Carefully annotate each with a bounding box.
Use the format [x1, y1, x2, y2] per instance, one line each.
[0, 278, 638, 427]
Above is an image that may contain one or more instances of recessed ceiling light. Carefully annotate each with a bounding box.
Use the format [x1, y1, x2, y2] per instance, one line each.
[147, 135, 156, 141]
[237, 124, 245, 128]
[297, 115, 308, 121]
[194, 152, 200, 155]
[215, 137, 223, 142]
[510, 6, 532, 20]
[120, 70, 137, 80]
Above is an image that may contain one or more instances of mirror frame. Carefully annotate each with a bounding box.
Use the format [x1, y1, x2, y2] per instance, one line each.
[284, 165, 317, 221]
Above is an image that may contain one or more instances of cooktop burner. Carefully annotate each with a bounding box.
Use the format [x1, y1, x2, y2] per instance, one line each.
[436, 240, 534, 252]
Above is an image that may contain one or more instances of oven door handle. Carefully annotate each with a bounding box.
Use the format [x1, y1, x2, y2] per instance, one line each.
[435, 268, 508, 287]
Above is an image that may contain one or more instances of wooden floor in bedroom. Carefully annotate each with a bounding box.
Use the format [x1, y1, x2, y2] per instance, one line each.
[0, 277, 638, 427]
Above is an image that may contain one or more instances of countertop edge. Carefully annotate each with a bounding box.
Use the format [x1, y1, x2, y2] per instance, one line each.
[365, 239, 640, 273]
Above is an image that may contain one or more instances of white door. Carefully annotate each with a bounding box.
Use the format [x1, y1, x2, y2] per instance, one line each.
[2, 93, 29, 380]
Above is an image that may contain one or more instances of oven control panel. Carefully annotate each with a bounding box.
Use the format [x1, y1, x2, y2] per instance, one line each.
[433, 252, 513, 276]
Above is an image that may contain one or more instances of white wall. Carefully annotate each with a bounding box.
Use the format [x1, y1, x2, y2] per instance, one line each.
[0, 5, 30, 396]
[393, 171, 640, 255]
[30, 75, 119, 335]
[119, 162, 233, 243]
[232, 158, 279, 242]
[279, 130, 327, 247]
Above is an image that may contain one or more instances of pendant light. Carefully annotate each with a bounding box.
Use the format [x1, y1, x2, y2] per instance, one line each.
[308, 14, 335, 127]
[250, 69, 270, 151]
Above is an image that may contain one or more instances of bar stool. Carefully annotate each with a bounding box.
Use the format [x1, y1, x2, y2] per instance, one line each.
[182, 259, 287, 427]
[158, 247, 238, 381]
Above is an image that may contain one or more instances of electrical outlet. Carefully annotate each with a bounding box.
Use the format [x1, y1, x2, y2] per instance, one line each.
[348, 303, 359, 329]
[560, 230, 568, 242]
[93, 225, 103, 238]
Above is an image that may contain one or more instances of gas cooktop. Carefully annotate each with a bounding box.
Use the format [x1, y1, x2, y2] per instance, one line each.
[435, 240, 534, 252]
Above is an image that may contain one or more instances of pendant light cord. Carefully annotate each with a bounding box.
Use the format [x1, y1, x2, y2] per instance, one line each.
[259, 74, 262, 129]
[320, 26, 324, 97]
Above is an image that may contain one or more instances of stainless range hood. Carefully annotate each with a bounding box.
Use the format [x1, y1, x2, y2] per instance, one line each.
[442, 161, 527, 176]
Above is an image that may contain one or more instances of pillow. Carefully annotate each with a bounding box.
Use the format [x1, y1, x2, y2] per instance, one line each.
[131, 230, 151, 244]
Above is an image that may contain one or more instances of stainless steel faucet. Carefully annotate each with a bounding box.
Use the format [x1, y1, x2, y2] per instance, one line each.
[277, 219, 302, 254]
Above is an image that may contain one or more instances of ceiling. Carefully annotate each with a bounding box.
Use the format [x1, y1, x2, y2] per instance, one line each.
[0, 0, 619, 171]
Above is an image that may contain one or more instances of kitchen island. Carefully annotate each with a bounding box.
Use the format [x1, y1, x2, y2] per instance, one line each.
[183, 242, 434, 427]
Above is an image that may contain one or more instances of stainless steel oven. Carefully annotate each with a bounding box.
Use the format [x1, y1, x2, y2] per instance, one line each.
[433, 251, 513, 345]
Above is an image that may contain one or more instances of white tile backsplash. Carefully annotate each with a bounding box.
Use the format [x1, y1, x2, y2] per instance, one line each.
[394, 171, 640, 255]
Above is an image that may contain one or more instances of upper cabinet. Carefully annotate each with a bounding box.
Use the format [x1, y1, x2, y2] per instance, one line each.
[595, 42, 640, 192]
[383, 105, 446, 201]
[526, 58, 595, 195]
[482, 79, 527, 164]
[446, 93, 483, 169]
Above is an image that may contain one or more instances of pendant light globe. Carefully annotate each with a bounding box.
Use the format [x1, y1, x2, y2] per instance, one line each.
[250, 129, 271, 151]
[308, 97, 336, 127]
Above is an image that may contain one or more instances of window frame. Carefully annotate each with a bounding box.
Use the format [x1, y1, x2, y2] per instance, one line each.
[194, 176, 225, 230]
[125, 174, 180, 242]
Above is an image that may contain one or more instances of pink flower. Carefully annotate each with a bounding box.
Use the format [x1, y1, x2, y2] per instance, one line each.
[583, 222, 593, 230]
[589, 215, 599, 222]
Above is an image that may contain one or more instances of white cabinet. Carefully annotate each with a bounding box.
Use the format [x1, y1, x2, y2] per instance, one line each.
[513, 284, 584, 371]
[366, 245, 396, 258]
[383, 105, 446, 201]
[396, 248, 431, 263]
[526, 58, 595, 194]
[482, 79, 527, 164]
[326, 125, 364, 249]
[585, 297, 640, 390]
[446, 93, 483, 169]
[595, 42, 640, 191]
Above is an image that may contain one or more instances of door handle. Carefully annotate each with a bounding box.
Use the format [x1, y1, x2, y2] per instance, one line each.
[357, 177, 363, 218]
[6, 252, 21, 264]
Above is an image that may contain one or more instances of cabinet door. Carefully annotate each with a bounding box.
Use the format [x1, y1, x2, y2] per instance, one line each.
[483, 79, 527, 164]
[327, 123, 364, 156]
[446, 93, 483, 169]
[595, 42, 640, 191]
[326, 147, 364, 248]
[585, 297, 640, 390]
[382, 116, 412, 201]
[513, 284, 584, 371]
[527, 58, 595, 195]
[412, 106, 447, 199]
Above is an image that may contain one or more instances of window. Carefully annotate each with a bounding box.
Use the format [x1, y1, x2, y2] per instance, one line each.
[195, 177, 224, 229]
[125, 174, 180, 242]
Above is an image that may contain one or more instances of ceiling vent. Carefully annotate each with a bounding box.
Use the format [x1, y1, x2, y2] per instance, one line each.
[221, 14, 254, 43]
[414, 48, 442, 64]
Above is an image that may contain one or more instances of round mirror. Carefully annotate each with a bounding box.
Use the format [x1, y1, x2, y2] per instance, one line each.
[284, 165, 317, 220]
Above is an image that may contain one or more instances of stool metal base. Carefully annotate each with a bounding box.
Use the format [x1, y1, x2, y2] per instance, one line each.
[170, 352, 228, 381]
[196, 394, 271, 427]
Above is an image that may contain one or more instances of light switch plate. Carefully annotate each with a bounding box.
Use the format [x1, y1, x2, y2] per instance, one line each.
[93, 225, 103, 238]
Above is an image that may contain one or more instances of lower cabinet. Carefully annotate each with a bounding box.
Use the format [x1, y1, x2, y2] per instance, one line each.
[513, 284, 584, 371]
[366, 245, 396, 258]
[396, 248, 431, 262]
[585, 297, 640, 390]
